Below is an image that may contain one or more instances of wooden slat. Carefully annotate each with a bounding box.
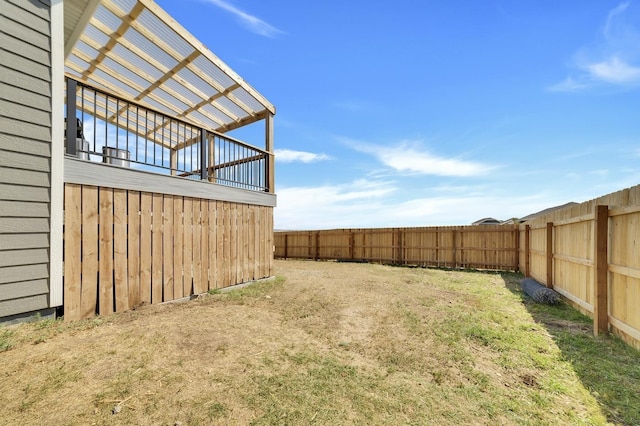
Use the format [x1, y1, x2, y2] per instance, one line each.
[249, 205, 257, 281]
[183, 198, 193, 295]
[200, 199, 209, 292]
[242, 203, 249, 282]
[113, 189, 128, 312]
[127, 191, 140, 308]
[229, 203, 237, 285]
[192, 199, 203, 294]
[223, 201, 231, 286]
[173, 196, 184, 298]
[267, 207, 274, 276]
[151, 193, 163, 303]
[216, 200, 225, 289]
[63, 184, 81, 321]
[98, 187, 114, 315]
[139, 192, 152, 304]
[207, 200, 216, 290]
[163, 195, 174, 301]
[80, 186, 98, 319]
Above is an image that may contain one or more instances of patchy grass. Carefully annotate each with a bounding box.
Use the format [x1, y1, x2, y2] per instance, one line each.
[502, 273, 640, 426]
[0, 261, 638, 425]
[0, 328, 14, 352]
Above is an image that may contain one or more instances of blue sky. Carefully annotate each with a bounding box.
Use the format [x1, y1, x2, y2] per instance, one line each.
[157, 0, 640, 230]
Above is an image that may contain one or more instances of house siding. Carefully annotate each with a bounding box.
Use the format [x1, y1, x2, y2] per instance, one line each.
[0, 0, 53, 318]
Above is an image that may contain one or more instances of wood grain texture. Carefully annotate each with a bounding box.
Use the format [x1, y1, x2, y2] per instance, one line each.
[63, 184, 81, 320]
[139, 192, 152, 304]
[163, 195, 174, 301]
[113, 189, 128, 312]
[173, 196, 184, 298]
[151, 193, 163, 303]
[127, 191, 140, 308]
[98, 187, 114, 315]
[80, 186, 98, 318]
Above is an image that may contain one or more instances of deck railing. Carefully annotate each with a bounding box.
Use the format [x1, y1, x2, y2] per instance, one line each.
[65, 78, 269, 192]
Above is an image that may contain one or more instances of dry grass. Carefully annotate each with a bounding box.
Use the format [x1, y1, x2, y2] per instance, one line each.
[0, 260, 638, 425]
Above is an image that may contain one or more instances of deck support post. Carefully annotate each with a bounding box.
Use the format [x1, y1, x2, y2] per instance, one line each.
[200, 129, 208, 181]
[66, 78, 77, 156]
[265, 113, 275, 193]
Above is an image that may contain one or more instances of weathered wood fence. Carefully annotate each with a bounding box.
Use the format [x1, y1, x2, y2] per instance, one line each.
[63, 183, 274, 321]
[274, 226, 520, 271]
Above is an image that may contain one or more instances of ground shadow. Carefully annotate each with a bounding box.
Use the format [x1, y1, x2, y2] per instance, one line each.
[500, 272, 640, 425]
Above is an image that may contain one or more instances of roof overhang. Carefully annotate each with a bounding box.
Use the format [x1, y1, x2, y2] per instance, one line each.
[63, 0, 275, 134]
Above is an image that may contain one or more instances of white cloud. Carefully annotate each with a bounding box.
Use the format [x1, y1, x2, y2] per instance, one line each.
[200, 0, 283, 37]
[586, 56, 640, 84]
[275, 149, 331, 163]
[275, 179, 573, 230]
[348, 140, 495, 177]
[275, 180, 397, 229]
[604, 2, 631, 38]
[550, 2, 640, 91]
[547, 76, 589, 92]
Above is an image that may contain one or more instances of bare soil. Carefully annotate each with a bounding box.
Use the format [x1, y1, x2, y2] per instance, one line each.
[0, 260, 613, 425]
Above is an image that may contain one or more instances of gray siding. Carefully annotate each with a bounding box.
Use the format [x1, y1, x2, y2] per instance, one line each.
[0, 0, 52, 318]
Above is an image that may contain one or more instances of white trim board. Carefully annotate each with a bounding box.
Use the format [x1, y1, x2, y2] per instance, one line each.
[64, 157, 277, 207]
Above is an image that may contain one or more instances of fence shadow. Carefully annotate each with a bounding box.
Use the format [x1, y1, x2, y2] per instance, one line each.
[500, 272, 640, 425]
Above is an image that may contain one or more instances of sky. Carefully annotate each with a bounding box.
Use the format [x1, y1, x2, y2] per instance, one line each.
[156, 0, 640, 230]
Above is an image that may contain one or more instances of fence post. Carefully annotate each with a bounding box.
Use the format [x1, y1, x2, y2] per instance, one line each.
[315, 231, 320, 261]
[452, 229, 457, 268]
[396, 229, 403, 264]
[524, 225, 530, 277]
[284, 234, 288, 259]
[514, 226, 520, 272]
[594, 205, 609, 336]
[546, 222, 553, 288]
[349, 230, 354, 260]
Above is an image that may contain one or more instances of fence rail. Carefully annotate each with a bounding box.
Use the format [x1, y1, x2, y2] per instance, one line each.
[275, 226, 519, 271]
[65, 78, 269, 192]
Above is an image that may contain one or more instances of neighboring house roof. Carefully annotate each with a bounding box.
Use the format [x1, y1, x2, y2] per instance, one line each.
[63, 0, 275, 138]
[471, 217, 502, 225]
[519, 202, 578, 223]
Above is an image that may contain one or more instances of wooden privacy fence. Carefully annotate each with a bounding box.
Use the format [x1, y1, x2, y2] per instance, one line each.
[275, 226, 520, 271]
[518, 183, 640, 349]
[63, 183, 274, 321]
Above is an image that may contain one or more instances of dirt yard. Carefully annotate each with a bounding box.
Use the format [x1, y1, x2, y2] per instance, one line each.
[0, 260, 631, 425]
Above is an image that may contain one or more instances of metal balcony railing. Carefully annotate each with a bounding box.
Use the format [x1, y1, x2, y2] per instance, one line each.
[65, 78, 270, 192]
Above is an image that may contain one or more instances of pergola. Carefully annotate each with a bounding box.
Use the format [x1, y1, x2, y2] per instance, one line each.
[62, 0, 275, 188]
